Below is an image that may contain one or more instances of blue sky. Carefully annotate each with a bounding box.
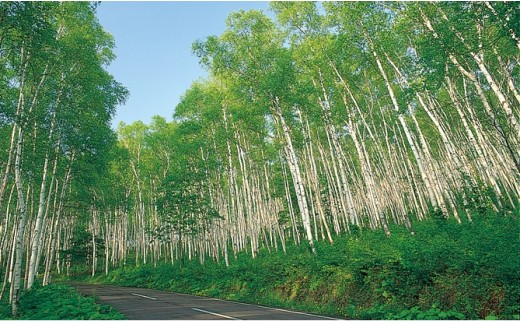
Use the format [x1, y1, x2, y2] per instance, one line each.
[96, 1, 270, 129]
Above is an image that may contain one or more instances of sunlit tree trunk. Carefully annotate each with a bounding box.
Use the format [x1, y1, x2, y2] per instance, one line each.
[364, 29, 440, 217]
[436, 6, 520, 140]
[43, 154, 73, 286]
[299, 112, 333, 243]
[27, 78, 61, 289]
[11, 126, 26, 317]
[272, 98, 315, 253]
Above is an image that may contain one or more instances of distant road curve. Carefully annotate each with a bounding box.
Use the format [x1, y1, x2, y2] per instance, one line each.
[68, 282, 337, 320]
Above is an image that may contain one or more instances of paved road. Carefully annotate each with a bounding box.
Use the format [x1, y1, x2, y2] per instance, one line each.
[69, 283, 336, 320]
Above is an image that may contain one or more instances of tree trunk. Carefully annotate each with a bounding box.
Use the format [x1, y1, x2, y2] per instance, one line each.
[272, 98, 316, 253]
[26, 94, 60, 289]
[365, 30, 439, 214]
[11, 126, 26, 317]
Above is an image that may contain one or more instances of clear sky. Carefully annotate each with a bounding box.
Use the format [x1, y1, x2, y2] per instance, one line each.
[96, 1, 270, 129]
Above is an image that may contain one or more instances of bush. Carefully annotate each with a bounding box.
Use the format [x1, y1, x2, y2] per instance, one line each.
[0, 283, 124, 320]
[390, 305, 465, 320]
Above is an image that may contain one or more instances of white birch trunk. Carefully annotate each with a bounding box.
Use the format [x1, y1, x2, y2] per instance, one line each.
[11, 126, 26, 317]
[436, 6, 520, 139]
[366, 33, 439, 211]
[26, 90, 60, 289]
[272, 98, 315, 253]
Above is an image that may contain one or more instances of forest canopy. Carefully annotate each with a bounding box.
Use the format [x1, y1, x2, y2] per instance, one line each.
[0, 1, 518, 318]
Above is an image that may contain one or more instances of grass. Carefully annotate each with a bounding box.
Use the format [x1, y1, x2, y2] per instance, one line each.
[0, 283, 125, 320]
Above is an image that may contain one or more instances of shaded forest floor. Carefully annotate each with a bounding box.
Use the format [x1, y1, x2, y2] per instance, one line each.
[79, 206, 519, 320]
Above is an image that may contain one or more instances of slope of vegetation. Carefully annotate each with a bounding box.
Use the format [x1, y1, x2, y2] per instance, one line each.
[88, 208, 519, 320]
[1, 1, 519, 318]
[0, 283, 124, 320]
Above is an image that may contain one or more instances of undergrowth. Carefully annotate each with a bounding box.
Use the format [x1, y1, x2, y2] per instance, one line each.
[86, 206, 519, 320]
[0, 283, 124, 320]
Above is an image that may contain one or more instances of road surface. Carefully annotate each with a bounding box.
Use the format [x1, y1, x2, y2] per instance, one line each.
[69, 283, 336, 320]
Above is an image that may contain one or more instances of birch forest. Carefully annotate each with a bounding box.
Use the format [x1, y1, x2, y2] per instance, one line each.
[0, 1, 519, 318]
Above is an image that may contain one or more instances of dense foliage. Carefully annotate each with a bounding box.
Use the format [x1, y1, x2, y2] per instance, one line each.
[1, 1, 519, 319]
[90, 208, 519, 320]
[0, 1, 127, 315]
[0, 283, 124, 320]
[72, 1, 519, 273]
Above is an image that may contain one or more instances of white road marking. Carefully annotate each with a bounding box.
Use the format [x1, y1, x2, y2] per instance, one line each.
[131, 293, 157, 300]
[206, 298, 335, 320]
[260, 306, 335, 319]
[191, 307, 239, 320]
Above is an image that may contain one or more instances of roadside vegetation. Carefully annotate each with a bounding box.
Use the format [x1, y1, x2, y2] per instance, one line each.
[0, 283, 124, 320]
[87, 206, 519, 320]
[1, 2, 519, 319]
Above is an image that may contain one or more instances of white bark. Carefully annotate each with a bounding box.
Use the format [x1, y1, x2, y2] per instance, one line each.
[26, 84, 60, 289]
[273, 99, 315, 253]
[422, 8, 520, 143]
[366, 32, 439, 212]
[11, 126, 26, 317]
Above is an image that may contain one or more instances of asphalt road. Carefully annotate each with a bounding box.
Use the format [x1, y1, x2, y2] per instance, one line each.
[69, 283, 336, 320]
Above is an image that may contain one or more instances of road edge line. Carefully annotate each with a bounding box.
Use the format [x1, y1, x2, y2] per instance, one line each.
[131, 292, 157, 300]
[191, 307, 239, 320]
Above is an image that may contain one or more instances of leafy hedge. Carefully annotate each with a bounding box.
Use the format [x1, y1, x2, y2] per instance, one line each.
[0, 283, 124, 320]
[90, 209, 519, 319]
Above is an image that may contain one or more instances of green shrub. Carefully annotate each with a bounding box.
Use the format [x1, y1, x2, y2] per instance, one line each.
[0, 283, 124, 320]
[390, 305, 465, 320]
